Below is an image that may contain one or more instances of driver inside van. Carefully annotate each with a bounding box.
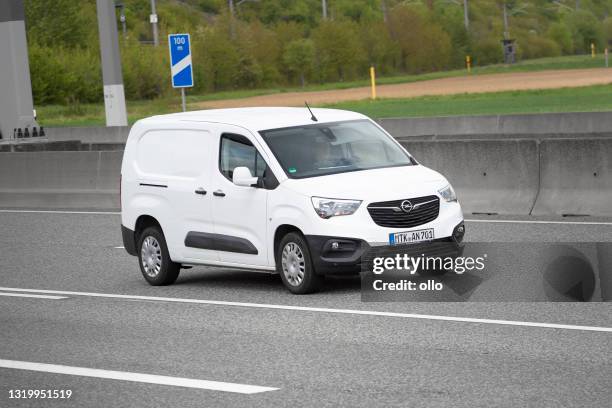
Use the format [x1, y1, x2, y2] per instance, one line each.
[312, 133, 349, 170]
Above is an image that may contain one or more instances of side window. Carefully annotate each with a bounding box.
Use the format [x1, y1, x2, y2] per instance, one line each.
[219, 133, 267, 181]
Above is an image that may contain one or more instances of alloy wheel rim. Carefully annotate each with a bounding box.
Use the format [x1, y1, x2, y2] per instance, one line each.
[281, 242, 305, 286]
[141, 236, 162, 278]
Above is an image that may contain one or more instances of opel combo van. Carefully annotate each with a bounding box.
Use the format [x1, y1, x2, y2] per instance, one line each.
[121, 107, 464, 293]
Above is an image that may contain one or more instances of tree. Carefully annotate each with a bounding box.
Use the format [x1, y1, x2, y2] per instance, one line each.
[602, 16, 612, 47]
[238, 21, 282, 86]
[25, 0, 89, 48]
[564, 10, 604, 52]
[547, 22, 574, 54]
[388, 5, 453, 73]
[283, 39, 315, 86]
[312, 20, 366, 81]
[359, 20, 400, 74]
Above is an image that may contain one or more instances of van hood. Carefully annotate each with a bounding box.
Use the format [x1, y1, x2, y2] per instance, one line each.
[281, 165, 448, 202]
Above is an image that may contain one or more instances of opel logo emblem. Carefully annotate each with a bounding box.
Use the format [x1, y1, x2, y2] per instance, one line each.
[400, 200, 413, 213]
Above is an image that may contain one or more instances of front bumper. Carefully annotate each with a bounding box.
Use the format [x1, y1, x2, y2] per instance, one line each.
[305, 235, 370, 275]
[306, 221, 465, 275]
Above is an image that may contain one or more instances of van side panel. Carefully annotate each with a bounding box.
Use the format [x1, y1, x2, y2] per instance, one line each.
[121, 123, 215, 262]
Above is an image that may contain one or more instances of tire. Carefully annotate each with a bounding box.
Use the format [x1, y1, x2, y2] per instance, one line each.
[137, 226, 180, 286]
[277, 232, 322, 294]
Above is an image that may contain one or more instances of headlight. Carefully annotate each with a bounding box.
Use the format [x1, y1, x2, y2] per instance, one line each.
[438, 184, 457, 202]
[311, 197, 362, 219]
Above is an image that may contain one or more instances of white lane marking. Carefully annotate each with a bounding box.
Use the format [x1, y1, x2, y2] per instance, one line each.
[0, 210, 119, 215]
[0, 359, 277, 394]
[465, 219, 612, 226]
[1, 287, 610, 333]
[0, 292, 67, 300]
[114, 246, 125, 249]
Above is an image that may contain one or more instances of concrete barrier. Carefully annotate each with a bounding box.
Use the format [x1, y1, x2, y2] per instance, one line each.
[1, 138, 611, 217]
[401, 139, 539, 215]
[532, 138, 612, 216]
[0, 141, 125, 152]
[379, 111, 612, 138]
[3, 112, 611, 148]
[46, 126, 130, 144]
[4, 112, 611, 146]
[0, 151, 122, 209]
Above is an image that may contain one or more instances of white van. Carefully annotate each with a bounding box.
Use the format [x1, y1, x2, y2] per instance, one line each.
[121, 107, 464, 293]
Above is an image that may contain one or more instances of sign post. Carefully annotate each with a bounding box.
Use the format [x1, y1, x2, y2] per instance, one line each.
[168, 33, 193, 112]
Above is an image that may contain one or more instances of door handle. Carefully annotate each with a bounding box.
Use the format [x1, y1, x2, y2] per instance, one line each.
[194, 188, 207, 195]
[213, 190, 225, 197]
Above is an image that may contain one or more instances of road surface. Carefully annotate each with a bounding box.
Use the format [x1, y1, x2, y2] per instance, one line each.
[1, 211, 611, 407]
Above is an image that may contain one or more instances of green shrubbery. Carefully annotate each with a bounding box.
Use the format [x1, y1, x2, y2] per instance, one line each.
[25, 0, 612, 105]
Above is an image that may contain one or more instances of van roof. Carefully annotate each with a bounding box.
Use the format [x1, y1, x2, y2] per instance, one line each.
[142, 107, 367, 132]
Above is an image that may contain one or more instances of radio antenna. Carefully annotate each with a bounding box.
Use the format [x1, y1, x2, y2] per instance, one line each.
[305, 101, 318, 122]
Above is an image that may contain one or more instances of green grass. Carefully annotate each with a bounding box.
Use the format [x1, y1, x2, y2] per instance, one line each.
[36, 98, 186, 127]
[324, 84, 612, 118]
[35, 54, 612, 126]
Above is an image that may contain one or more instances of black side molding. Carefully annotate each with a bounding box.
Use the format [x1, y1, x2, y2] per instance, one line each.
[185, 232, 258, 255]
[139, 183, 168, 188]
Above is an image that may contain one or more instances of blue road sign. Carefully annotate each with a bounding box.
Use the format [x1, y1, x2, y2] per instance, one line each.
[168, 34, 193, 88]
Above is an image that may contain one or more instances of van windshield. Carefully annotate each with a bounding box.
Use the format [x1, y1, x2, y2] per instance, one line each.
[259, 120, 414, 179]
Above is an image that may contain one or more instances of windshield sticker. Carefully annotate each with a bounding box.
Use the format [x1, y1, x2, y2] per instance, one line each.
[288, 167, 297, 174]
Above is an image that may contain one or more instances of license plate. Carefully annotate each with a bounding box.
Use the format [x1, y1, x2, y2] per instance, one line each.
[389, 228, 434, 245]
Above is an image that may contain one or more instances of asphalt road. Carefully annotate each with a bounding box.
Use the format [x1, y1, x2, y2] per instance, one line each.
[1, 211, 611, 407]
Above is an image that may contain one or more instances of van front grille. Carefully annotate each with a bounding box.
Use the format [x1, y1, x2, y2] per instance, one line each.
[367, 195, 439, 228]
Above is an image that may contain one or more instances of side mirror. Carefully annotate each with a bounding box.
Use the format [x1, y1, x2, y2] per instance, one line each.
[232, 166, 259, 187]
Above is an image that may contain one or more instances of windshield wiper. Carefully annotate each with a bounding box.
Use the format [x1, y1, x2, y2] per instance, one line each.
[317, 165, 353, 170]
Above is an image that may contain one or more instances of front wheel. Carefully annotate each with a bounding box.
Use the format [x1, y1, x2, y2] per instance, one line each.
[137, 226, 180, 286]
[277, 232, 322, 294]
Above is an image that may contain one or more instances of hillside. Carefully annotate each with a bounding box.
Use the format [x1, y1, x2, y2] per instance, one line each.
[25, 0, 612, 105]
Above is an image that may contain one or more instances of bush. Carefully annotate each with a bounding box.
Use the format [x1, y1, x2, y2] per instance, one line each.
[359, 20, 401, 75]
[565, 10, 604, 53]
[196, 28, 241, 91]
[29, 44, 101, 105]
[472, 38, 503, 66]
[547, 22, 574, 54]
[121, 42, 169, 100]
[388, 5, 453, 73]
[603, 16, 612, 47]
[236, 21, 282, 87]
[518, 34, 561, 60]
[282, 39, 315, 86]
[29, 44, 70, 105]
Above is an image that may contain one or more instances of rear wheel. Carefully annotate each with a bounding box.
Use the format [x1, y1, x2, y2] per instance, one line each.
[137, 226, 180, 285]
[277, 232, 322, 294]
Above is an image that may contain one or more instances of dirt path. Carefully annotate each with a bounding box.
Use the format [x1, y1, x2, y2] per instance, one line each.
[192, 68, 612, 109]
